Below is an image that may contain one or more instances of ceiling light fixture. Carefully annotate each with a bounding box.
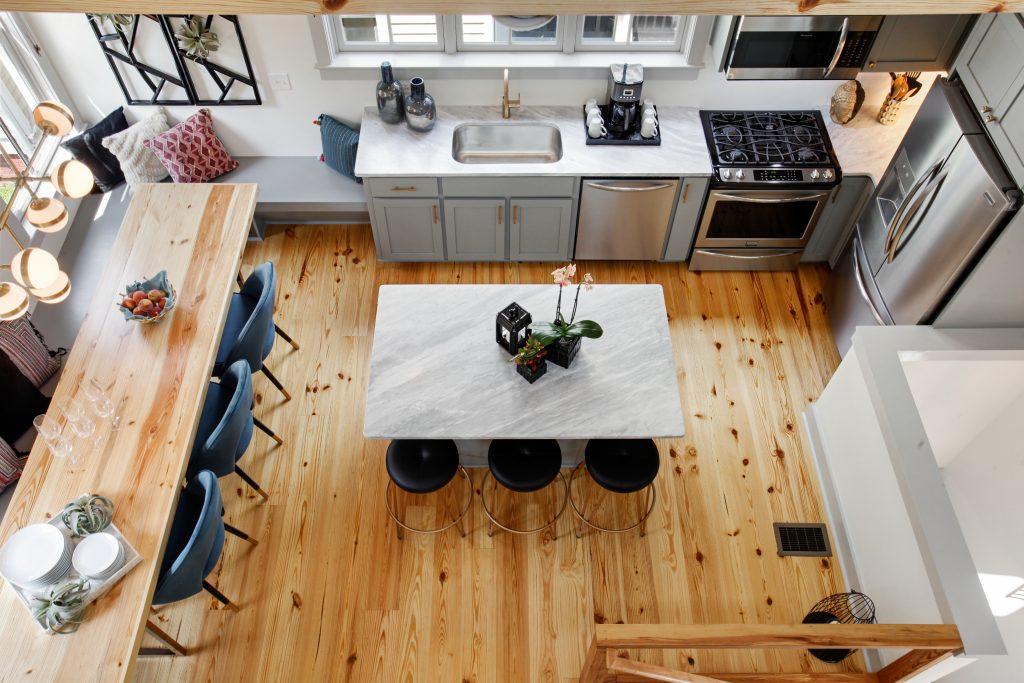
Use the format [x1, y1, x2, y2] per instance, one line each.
[0, 100, 93, 320]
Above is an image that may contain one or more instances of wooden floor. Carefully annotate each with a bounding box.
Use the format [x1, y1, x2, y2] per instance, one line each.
[136, 224, 854, 682]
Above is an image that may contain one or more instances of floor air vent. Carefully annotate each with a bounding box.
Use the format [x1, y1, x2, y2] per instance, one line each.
[773, 523, 832, 557]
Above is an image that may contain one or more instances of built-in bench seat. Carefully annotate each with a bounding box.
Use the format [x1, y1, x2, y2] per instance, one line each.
[227, 156, 368, 237]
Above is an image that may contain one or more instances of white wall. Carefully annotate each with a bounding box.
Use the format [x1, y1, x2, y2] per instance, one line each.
[22, 13, 893, 157]
[940, 384, 1024, 683]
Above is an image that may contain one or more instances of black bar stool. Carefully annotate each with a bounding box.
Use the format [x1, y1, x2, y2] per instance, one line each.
[481, 439, 568, 536]
[384, 439, 472, 539]
[569, 438, 660, 538]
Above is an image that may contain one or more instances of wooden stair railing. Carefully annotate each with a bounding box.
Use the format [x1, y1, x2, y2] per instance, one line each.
[580, 623, 964, 683]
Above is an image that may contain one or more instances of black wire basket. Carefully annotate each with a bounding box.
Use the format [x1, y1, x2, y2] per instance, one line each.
[802, 591, 877, 663]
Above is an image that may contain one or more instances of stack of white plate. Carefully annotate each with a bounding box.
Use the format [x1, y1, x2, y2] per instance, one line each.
[71, 532, 123, 580]
[0, 524, 73, 590]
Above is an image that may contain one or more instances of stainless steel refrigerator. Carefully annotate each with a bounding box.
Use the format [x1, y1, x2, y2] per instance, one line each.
[828, 78, 1020, 354]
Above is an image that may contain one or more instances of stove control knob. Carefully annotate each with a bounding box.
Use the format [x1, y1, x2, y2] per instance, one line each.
[822, 169, 834, 180]
[735, 169, 745, 180]
[810, 169, 821, 180]
[721, 169, 732, 180]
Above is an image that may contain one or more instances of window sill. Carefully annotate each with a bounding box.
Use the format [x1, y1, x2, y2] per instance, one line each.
[317, 51, 702, 80]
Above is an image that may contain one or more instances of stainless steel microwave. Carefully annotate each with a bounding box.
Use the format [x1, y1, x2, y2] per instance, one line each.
[722, 16, 881, 80]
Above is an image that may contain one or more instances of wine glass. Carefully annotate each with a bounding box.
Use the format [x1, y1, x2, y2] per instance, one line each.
[32, 414, 60, 442]
[33, 415, 76, 468]
[56, 398, 97, 443]
[83, 380, 120, 430]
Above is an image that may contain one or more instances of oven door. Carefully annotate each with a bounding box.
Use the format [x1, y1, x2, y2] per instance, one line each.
[727, 16, 849, 80]
[696, 188, 831, 249]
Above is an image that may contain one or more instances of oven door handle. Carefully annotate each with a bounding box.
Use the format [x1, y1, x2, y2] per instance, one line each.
[713, 192, 830, 203]
[698, 249, 802, 260]
[823, 17, 850, 78]
[585, 181, 675, 192]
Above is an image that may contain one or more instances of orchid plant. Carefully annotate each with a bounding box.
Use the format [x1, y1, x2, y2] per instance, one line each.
[529, 264, 603, 347]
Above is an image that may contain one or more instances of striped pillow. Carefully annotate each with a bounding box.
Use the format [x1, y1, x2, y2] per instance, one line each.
[0, 319, 61, 388]
[0, 438, 27, 492]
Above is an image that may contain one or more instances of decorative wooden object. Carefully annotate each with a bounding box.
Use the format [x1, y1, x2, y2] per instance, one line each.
[86, 13, 260, 106]
[0, 183, 257, 682]
[579, 623, 964, 683]
[1, 1, 1019, 15]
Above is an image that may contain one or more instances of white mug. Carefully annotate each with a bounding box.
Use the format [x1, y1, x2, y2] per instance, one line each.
[640, 116, 659, 139]
[642, 105, 657, 120]
[587, 119, 608, 139]
[643, 98, 655, 109]
[586, 109, 604, 126]
[585, 98, 598, 111]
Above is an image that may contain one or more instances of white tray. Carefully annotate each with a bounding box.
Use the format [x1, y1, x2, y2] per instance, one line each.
[2, 496, 142, 634]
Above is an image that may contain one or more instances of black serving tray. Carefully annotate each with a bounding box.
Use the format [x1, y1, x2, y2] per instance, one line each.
[583, 104, 661, 146]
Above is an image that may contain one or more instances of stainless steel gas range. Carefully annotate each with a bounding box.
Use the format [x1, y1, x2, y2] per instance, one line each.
[691, 110, 842, 271]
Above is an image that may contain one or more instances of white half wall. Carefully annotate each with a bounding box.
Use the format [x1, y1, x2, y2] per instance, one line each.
[21, 13, 897, 157]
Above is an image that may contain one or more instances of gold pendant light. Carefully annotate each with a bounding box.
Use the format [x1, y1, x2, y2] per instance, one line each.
[25, 196, 69, 233]
[0, 282, 30, 321]
[30, 270, 71, 304]
[10, 247, 60, 291]
[50, 159, 94, 199]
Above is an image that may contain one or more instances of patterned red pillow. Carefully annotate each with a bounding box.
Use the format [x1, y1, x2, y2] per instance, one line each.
[143, 108, 238, 183]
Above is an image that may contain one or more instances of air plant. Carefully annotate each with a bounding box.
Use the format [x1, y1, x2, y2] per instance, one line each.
[60, 494, 115, 537]
[93, 14, 134, 31]
[176, 17, 220, 60]
[31, 578, 90, 634]
[529, 264, 603, 347]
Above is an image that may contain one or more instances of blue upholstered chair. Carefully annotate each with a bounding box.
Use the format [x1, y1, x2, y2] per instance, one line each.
[153, 470, 257, 611]
[216, 262, 297, 402]
[188, 359, 275, 502]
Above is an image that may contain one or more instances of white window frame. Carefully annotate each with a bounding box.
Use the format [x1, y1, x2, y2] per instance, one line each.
[455, 15, 565, 53]
[332, 14, 445, 52]
[574, 15, 687, 53]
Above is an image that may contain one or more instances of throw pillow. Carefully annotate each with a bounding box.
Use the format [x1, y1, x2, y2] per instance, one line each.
[0, 319, 61, 388]
[143, 108, 238, 183]
[61, 107, 129, 193]
[319, 114, 360, 183]
[0, 438, 28, 494]
[101, 108, 171, 188]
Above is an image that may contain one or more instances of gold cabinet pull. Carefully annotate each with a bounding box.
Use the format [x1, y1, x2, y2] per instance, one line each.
[513, 205, 519, 224]
[392, 185, 416, 192]
[433, 204, 439, 224]
[681, 183, 690, 203]
[498, 204, 503, 223]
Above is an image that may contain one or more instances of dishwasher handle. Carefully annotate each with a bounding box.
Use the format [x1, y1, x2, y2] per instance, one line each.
[584, 181, 676, 193]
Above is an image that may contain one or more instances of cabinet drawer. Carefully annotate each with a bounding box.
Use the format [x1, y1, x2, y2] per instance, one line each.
[366, 177, 440, 198]
[442, 176, 575, 198]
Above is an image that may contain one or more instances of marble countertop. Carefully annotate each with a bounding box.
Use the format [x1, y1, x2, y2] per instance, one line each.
[355, 105, 712, 178]
[356, 75, 937, 185]
[363, 284, 686, 440]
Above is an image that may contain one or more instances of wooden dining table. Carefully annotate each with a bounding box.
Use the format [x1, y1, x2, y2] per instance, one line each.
[0, 183, 257, 681]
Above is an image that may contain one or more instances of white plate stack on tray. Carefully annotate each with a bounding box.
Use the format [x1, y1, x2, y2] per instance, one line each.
[0, 524, 74, 591]
[0, 495, 142, 634]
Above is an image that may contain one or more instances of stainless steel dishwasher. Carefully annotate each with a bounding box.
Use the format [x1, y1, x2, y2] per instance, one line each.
[575, 179, 680, 259]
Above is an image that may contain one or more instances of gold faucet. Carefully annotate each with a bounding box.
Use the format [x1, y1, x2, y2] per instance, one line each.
[502, 68, 520, 119]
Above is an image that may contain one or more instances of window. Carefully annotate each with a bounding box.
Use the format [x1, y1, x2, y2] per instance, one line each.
[326, 14, 696, 57]
[578, 15, 684, 51]
[335, 15, 442, 51]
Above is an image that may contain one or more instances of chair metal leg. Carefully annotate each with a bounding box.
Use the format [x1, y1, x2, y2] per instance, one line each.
[253, 416, 283, 446]
[274, 323, 300, 351]
[202, 579, 240, 612]
[260, 364, 291, 402]
[224, 521, 259, 546]
[141, 619, 188, 656]
[235, 465, 270, 502]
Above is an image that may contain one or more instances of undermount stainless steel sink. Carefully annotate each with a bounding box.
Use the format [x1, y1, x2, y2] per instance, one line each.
[451, 123, 562, 164]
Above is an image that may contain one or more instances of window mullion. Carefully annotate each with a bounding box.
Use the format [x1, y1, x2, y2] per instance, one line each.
[442, 15, 457, 54]
[561, 15, 577, 54]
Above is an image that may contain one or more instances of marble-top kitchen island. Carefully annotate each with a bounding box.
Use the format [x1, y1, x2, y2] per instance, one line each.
[364, 284, 685, 464]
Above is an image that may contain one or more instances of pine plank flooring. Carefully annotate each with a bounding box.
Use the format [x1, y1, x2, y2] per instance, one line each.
[135, 223, 855, 682]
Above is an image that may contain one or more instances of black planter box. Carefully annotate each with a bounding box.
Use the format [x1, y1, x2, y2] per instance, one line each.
[546, 336, 581, 369]
[516, 359, 547, 383]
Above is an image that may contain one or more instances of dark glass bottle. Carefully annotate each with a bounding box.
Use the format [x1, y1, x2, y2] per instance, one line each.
[376, 61, 404, 124]
[404, 77, 436, 132]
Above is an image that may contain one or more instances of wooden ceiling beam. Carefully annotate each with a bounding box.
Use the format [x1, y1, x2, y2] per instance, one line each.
[0, 0, 1019, 15]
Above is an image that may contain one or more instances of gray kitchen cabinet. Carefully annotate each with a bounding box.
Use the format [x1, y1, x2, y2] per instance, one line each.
[864, 15, 972, 72]
[802, 175, 873, 265]
[954, 14, 1024, 186]
[444, 199, 506, 261]
[661, 177, 710, 261]
[509, 198, 573, 261]
[371, 198, 444, 261]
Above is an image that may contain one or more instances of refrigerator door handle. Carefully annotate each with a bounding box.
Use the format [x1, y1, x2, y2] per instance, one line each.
[884, 160, 943, 255]
[887, 171, 949, 263]
[852, 237, 887, 325]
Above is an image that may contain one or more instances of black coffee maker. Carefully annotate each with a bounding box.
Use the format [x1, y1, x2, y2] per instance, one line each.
[606, 63, 644, 137]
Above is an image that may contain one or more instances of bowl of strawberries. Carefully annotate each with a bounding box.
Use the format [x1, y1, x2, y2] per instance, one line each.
[117, 270, 176, 324]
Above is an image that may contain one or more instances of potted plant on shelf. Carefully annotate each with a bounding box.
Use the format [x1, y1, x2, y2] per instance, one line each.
[529, 264, 603, 369]
[512, 336, 548, 384]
